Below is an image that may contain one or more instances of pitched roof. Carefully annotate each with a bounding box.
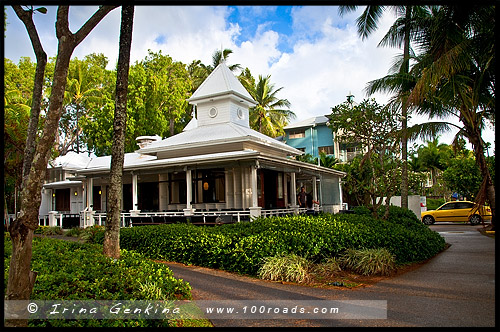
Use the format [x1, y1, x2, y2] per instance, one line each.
[48, 151, 94, 170]
[284, 115, 330, 130]
[188, 61, 256, 105]
[138, 122, 301, 156]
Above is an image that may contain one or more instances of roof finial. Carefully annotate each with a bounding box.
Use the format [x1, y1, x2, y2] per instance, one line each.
[220, 44, 225, 64]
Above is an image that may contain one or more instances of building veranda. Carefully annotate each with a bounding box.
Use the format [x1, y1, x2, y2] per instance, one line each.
[34, 61, 346, 228]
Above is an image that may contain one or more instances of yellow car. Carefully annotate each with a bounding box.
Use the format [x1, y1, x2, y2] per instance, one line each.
[421, 201, 492, 225]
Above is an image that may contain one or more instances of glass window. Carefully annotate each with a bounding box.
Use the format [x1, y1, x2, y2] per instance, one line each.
[289, 130, 305, 139]
[439, 202, 457, 210]
[277, 173, 283, 199]
[193, 169, 226, 203]
[457, 202, 474, 209]
[346, 147, 358, 153]
[168, 172, 186, 204]
[318, 146, 334, 155]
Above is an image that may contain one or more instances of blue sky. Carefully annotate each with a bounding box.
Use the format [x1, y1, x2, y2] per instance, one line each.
[4, 5, 494, 152]
[227, 6, 295, 53]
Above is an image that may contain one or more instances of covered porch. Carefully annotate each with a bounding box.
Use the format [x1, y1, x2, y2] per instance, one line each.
[39, 153, 343, 228]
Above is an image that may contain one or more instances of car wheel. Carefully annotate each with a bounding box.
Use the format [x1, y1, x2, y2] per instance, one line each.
[422, 215, 435, 225]
[469, 214, 481, 225]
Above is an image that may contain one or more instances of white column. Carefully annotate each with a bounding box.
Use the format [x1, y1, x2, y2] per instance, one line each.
[48, 211, 57, 227]
[339, 179, 344, 210]
[241, 169, 246, 209]
[249, 164, 261, 219]
[251, 165, 258, 208]
[87, 177, 93, 210]
[290, 172, 299, 214]
[291, 172, 297, 206]
[131, 173, 140, 215]
[224, 170, 230, 210]
[312, 176, 318, 211]
[232, 169, 237, 209]
[159, 174, 168, 211]
[184, 169, 194, 215]
[101, 185, 107, 212]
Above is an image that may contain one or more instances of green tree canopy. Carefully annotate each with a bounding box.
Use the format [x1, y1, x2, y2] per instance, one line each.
[82, 50, 193, 155]
[330, 98, 402, 219]
[4, 58, 36, 214]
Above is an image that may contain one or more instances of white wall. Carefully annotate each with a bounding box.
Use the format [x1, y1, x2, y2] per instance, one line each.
[384, 195, 422, 219]
[39, 189, 52, 216]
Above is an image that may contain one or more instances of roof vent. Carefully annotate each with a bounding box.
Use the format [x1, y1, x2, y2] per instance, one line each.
[136, 135, 161, 149]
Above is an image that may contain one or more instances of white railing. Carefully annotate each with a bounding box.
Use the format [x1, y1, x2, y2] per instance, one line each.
[36, 206, 324, 229]
[79, 210, 252, 227]
[192, 209, 251, 223]
[6, 214, 51, 227]
[261, 208, 297, 217]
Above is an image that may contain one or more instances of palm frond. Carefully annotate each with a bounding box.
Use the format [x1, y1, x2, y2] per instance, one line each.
[338, 5, 358, 16]
[406, 121, 458, 142]
[356, 6, 385, 40]
[378, 16, 406, 48]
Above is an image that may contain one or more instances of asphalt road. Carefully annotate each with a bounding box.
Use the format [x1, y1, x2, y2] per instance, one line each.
[165, 223, 495, 327]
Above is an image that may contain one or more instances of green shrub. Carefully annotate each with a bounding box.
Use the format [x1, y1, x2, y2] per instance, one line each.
[34, 226, 63, 235]
[427, 198, 445, 210]
[354, 205, 421, 226]
[352, 206, 371, 216]
[258, 253, 312, 283]
[87, 213, 446, 276]
[79, 225, 105, 243]
[4, 235, 194, 327]
[65, 227, 83, 237]
[340, 248, 395, 276]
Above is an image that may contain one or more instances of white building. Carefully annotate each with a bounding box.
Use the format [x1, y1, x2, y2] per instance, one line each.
[39, 61, 345, 228]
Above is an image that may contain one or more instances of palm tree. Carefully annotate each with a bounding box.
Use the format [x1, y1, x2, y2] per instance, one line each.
[418, 137, 449, 186]
[339, 5, 434, 209]
[319, 152, 340, 168]
[295, 153, 317, 164]
[211, 48, 242, 72]
[406, 5, 495, 229]
[63, 59, 103, 154]
[246, 74, 295, 137]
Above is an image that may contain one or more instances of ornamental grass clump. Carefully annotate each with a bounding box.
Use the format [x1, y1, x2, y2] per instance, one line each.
[340, 248, 395, 276]
[311, 257, 342, 279]
[258, 253, 312, 283]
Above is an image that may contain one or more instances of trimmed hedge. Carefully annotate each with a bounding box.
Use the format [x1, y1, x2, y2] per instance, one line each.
[89, 211, 446, 276]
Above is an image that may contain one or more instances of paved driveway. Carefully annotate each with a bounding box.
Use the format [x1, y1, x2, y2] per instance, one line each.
[165, 223, 495, 327]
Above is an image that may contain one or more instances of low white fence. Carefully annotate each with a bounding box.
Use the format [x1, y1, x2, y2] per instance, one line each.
[28, 206, 323, 229]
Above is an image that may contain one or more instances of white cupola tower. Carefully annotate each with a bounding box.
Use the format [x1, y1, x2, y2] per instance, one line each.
[187, 60, 257, 128]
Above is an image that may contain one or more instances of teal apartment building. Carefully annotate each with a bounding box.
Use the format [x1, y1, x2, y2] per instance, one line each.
[283, 115, 338, 159]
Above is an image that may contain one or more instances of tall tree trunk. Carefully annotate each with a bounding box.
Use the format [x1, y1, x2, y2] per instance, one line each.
[468, 130, 495, 231]
[103, 5, 134, 259]
[5, 6, 116, 327]
[400, 6, 411, 210]
[12, 6, 48, 188]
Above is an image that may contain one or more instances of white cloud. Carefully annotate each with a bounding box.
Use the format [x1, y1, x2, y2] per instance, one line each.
[258, 7, 398, 122]
[4, 5, 494, 153]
